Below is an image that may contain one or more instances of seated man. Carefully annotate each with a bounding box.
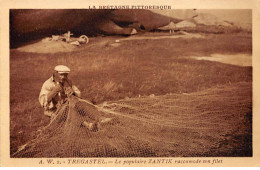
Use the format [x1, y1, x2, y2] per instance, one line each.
[39, 65, 115, 131]
[39, 65, 81, 118]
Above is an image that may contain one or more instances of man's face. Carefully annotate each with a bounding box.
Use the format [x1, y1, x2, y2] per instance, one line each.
[58, 73, 68, 83]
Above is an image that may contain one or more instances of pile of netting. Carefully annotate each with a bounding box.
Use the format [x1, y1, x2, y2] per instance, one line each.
[12, 82, 252, 157]
[12, 96, 157, 158]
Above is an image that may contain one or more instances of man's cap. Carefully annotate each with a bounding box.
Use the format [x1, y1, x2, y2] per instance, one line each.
[54, 65, 70, 74]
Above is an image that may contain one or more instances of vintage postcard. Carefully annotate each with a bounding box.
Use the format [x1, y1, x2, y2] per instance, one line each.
[1, 0, 260, 167]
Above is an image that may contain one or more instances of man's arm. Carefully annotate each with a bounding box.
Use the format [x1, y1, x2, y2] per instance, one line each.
[72, 85, 81, 97]
[46, 84, 62, 102]
[39, 81, 62, 108]
[39, 83, 50, 108]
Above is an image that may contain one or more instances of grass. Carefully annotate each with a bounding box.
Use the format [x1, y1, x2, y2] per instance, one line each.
[10, 32, 252, 155]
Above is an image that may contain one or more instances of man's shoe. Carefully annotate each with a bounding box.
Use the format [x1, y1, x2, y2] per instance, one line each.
[82, 121, 99, 131]
[82, 121, 94, 131]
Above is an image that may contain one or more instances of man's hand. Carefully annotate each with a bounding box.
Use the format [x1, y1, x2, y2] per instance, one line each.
[64, 86, 74, 97]
[63, 79, 74, 97]
[47, 84, 63, 103]
[54, 83, 63, 93]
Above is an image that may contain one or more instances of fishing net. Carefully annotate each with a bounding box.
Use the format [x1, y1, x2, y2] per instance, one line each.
[12, 95, 158, 158]
[12, 82, 252, 157]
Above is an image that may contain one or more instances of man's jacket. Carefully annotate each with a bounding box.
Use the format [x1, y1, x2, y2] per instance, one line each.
[39, 76, 81, 111]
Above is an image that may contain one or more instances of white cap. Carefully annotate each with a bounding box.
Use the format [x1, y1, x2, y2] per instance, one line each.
[54, 65, 70, 74]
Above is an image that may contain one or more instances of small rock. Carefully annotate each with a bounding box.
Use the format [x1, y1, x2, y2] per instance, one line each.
[70, 41, 80, 46]
[149, 94, 155, 98]
[51, 35, 60, 41]
[110, 43, 121, 47]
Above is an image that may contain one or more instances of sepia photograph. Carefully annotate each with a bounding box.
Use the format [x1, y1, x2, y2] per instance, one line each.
[1, 0, 260, 167]
[9, 8, 252, 158]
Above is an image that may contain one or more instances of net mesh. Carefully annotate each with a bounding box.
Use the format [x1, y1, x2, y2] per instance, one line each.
[12, 83, 252, 157]
[13, 96, 158, 157]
